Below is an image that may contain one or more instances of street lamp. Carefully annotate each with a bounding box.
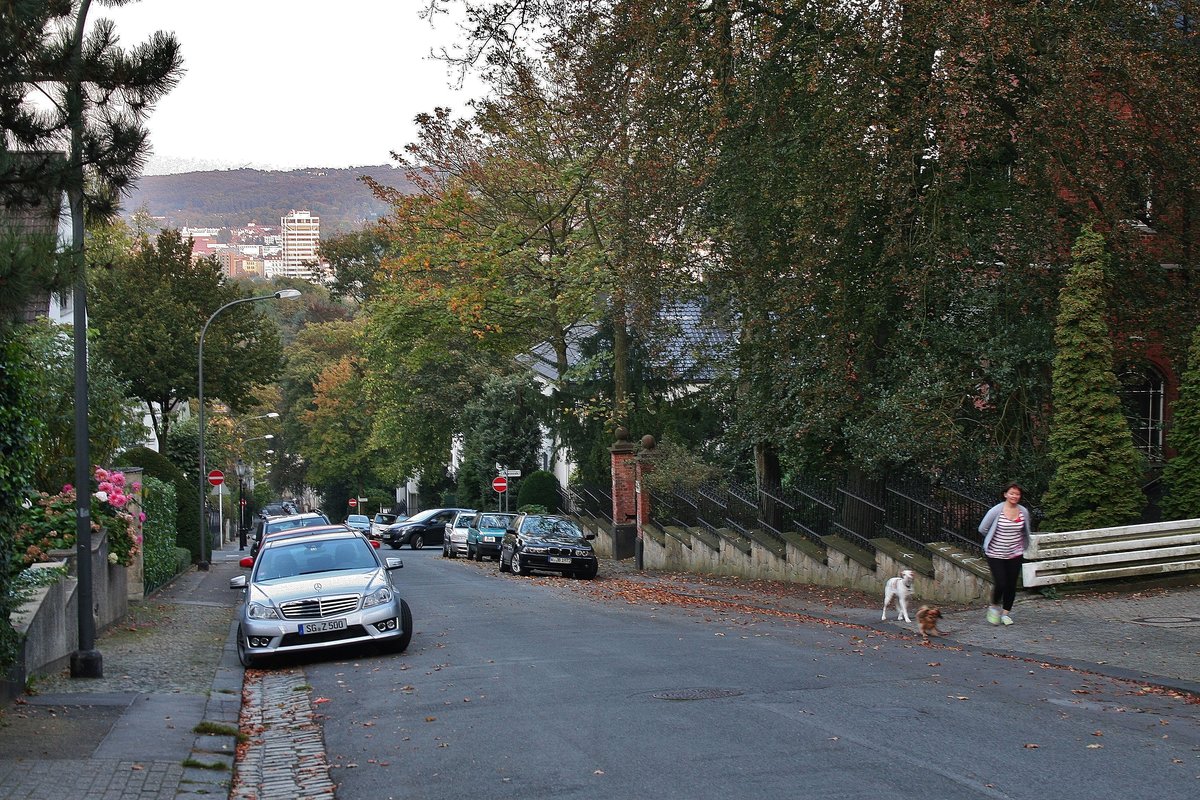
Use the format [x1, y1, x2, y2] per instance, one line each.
[197, 289, 299, 569]
[235, 458, 250, 550]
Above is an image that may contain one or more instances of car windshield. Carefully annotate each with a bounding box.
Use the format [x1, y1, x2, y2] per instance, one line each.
[347, 515, 369, 524]
[478, 514, 515, 529]
[454, 514, 476, 528]
[402, 509, 443, 523]
[257, 538, 378, 579]
[374, 514, 396, 524]
[520, 517, 584, 538]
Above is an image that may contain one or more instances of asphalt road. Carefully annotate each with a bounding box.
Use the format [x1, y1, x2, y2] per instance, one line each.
[295, 550, 1199, 800]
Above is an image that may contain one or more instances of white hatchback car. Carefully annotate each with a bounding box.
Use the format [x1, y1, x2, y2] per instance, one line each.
[442, 510, 477, 558]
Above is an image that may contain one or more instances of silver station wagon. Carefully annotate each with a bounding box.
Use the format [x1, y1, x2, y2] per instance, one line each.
[230, 528, 411, 667]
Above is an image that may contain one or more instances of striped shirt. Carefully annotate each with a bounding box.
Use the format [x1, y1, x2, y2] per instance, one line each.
[987, 512, 1025, 559]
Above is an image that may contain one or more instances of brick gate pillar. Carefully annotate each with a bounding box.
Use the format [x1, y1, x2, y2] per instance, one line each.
[634, 435, 655, 569]
[610, 427, 639, 560]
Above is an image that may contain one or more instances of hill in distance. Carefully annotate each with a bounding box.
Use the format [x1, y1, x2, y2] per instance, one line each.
[122, 164, 414, 234]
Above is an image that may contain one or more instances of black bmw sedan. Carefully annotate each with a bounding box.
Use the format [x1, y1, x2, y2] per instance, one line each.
[498, 514, 598, 579]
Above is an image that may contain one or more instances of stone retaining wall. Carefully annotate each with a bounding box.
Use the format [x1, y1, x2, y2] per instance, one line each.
[2, 531, 129, 701]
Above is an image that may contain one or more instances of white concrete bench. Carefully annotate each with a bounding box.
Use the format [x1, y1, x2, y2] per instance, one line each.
[1022, 518, 1200, 587]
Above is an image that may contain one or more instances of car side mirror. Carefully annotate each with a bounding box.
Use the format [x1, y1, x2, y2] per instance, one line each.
[386, 558, 403, 570]
[584, 532, 596, 540]
[230, 575, 247, 589]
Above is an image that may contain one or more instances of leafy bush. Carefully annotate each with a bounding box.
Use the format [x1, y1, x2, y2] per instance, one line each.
[117, 446, 201, 562]
[12, 471, 140, 569]
[637, 439, 721, 493]
[0, 332, 42, 668]
[140, 476, 181, 593]
[515, 470, 560, 513]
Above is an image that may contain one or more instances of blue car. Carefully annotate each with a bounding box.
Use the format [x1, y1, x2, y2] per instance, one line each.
[466, 512, 517, 561]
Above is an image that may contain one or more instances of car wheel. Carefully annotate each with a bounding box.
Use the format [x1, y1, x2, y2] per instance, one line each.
[447, 544, 457, 558]
[384, 599, 413, 654]
[499, 551, 511, 572]
[411, 534, 424, 550]
[388, 541, 400, 550]
[575, 563, 598, 580]
[467, 543, 474, 560]
[511, 553, 523, 575]
[474, 547, 484, 562]
[236, 626, 257, 668]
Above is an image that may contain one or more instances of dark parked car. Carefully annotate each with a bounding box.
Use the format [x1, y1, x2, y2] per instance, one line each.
[384, 508, 472, 550]
[498, 514, 598, 579]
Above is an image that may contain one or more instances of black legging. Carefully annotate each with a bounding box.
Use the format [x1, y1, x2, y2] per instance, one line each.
[987, 555, 1023, 611]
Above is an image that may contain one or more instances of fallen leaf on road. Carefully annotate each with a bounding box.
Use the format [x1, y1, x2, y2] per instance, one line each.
[425, 716, 437, 722]
[1024, 743, 1039, 749]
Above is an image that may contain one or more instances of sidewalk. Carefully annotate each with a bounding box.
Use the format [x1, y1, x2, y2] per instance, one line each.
[0, 545, 246, 800]
[1, 551, 1197, 800]
[606, 562, 1200, 693]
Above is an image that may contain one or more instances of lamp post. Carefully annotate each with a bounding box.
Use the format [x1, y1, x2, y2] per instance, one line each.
[235, 458, 249, 550]
[197, 290, 299, 569]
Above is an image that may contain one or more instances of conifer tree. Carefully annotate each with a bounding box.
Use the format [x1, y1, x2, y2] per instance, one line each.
[1161, 324, 1200, 519]
[1042, 226, 1145, 530]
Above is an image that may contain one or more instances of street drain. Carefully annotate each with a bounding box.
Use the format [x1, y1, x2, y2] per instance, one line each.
[652, 688, 744, 701]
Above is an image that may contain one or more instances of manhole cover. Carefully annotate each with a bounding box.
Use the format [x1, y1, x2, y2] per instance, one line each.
[651, 688, 744, 701]
[1130, 616, 1200, 628]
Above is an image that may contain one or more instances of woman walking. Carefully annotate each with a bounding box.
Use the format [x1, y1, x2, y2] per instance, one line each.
[978, 482, 1033, 625]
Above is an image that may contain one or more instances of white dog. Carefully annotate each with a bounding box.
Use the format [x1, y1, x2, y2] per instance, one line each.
[881, 569, 915, 622]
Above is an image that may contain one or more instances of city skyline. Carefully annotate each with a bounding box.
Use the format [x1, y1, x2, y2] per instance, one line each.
[99, 1, 485, 175]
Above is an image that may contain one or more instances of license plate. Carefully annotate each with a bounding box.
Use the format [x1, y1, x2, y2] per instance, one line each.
[548, 556, 571, 564]
[299, 619, 347, 635]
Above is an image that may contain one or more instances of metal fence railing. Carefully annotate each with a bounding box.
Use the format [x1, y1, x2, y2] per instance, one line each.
[647, 472, 993, 558]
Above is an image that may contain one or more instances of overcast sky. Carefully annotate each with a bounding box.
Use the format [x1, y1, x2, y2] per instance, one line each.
[99, 1, 484, 175]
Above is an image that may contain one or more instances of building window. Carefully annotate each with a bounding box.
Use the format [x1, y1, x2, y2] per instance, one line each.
[1119, 364, 1166, 462]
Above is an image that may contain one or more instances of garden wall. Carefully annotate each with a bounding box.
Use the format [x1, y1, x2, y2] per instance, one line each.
[1, 530, 129, 701]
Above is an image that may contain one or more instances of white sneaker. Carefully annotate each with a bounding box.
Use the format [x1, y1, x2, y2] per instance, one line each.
[1001, 614, 1014, 626]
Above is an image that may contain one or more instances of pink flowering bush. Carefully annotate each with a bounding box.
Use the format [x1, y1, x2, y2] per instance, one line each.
[12, 467, 141, 571]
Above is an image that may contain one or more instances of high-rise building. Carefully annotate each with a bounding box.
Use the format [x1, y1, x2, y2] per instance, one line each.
[280, 210, 321, 280]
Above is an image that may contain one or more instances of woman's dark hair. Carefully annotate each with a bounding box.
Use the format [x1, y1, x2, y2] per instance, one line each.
[1002, 481, 1025, 497]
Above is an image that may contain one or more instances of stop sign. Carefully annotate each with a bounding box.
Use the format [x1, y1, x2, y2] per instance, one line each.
[207, 469, 224, 486]
[348, 497, 358, 508]
[492, 476, 508, 493]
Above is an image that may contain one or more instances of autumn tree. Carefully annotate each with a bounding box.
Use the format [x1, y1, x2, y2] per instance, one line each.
[455, 373, 546, 509]
[1041, 227, 1146, 530]
[90, 228, 286, 445]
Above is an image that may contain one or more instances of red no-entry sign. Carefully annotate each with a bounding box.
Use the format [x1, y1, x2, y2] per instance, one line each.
[348, 497, 358, 508]
[207, 469, 225, 486]
[492, 476, 508, 493]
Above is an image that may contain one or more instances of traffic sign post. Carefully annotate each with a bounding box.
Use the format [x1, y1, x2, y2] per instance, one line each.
[492, 476, 509, 512]
[207, 469, 224, 486]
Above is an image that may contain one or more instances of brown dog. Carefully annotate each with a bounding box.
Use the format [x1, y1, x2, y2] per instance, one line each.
[916, 606, 943, 638]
